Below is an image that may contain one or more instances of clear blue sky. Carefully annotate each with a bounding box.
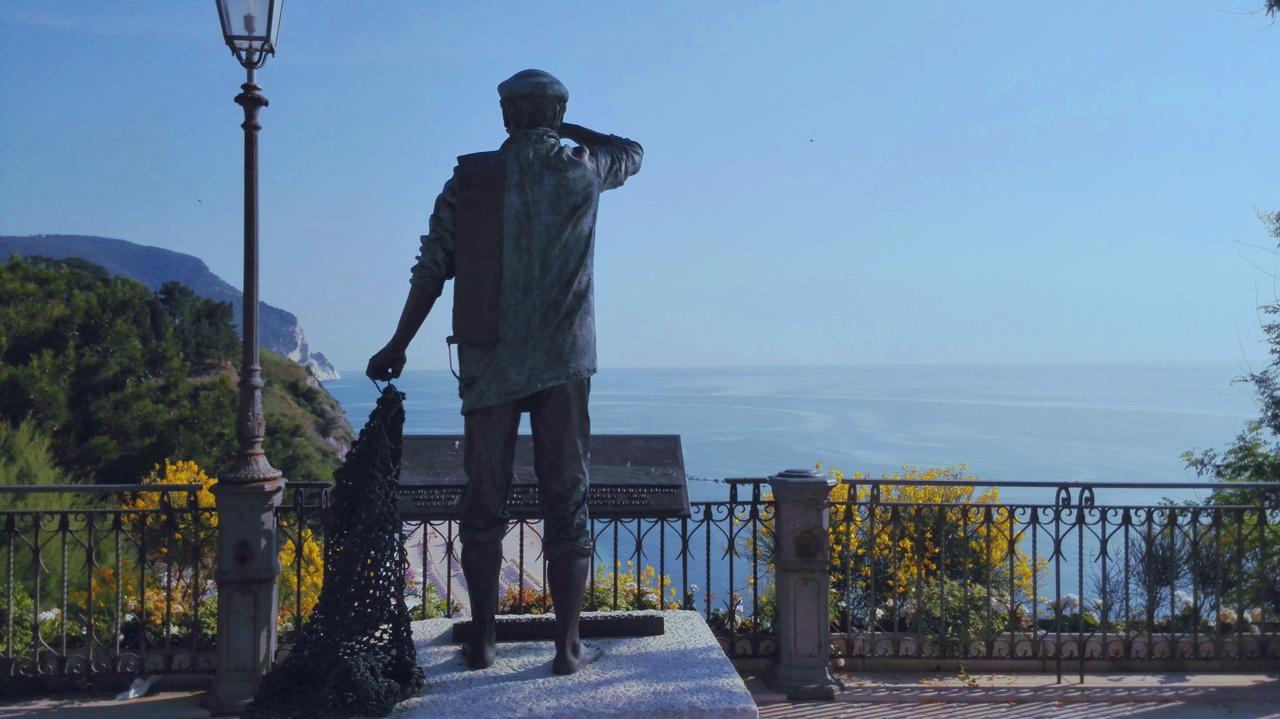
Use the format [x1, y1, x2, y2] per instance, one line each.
[1, 2, 1276, 372]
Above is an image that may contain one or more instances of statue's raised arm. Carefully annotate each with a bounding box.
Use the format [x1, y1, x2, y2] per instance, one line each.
[558, 121, 643, 191]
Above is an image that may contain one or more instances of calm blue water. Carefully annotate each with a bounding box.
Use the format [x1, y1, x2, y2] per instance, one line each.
[324, 363, 1256, 506]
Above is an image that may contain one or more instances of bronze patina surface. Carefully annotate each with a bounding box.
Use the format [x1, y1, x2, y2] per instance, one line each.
[367, 68, 646, 675]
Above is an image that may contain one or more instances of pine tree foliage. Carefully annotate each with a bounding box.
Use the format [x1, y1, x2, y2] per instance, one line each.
[0, 256, 350, 483]
[0, 419, 73, 510]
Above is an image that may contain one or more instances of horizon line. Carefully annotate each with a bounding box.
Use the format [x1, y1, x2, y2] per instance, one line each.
[333, 358, 1253, 375]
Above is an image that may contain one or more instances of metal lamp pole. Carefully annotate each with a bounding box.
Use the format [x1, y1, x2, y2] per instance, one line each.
[207, 2, 286, 713]
[226, 57, 277, 486]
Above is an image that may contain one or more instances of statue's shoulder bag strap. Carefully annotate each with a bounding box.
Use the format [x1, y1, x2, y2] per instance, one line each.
[449, 150, 504, 348]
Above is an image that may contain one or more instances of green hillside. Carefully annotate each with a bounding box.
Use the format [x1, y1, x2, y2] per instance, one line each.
[0, 255, 352, 486]
[0, 234, 339, 380]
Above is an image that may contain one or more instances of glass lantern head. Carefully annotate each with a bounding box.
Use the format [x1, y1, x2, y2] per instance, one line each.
[216, 0, 283, 69]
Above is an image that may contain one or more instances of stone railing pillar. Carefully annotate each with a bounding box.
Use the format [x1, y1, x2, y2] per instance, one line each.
[767, 467, 839, 700]
[205, 477, 285, 714]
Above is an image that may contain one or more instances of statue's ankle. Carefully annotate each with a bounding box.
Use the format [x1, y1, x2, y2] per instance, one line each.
[552, 639, 599, 675]
[462, 636, 496, 669]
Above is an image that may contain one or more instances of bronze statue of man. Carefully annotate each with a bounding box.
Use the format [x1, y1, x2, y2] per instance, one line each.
[366, 69, 642, 675]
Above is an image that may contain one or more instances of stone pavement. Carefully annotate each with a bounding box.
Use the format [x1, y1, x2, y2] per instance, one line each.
[2, 669, 1277, 717]
[749, 671, 1280, 719]
[0, 691, 210, 718]
[757, 703, 1280, 718]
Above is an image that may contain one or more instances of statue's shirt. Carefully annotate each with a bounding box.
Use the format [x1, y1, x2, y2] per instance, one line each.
[409, 128, 643, 413]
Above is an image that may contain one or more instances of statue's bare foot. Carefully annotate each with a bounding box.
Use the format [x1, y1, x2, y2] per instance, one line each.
[460, 638, 496, 670]
[552, 640, 601, 675]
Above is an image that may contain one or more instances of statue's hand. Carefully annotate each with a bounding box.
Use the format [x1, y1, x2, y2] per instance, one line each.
[366, 345, 407, 381]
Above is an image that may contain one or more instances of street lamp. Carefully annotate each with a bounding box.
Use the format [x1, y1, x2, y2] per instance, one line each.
[215, 0, 283, 69]
[206, 1, 286, 713]
[216, 0, 283, 486]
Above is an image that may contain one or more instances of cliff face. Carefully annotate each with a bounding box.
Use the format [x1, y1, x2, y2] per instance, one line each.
[0, 234, 340, 381]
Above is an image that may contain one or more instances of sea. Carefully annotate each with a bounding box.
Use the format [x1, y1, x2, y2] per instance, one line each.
[323, 362, 1259, 609]
[324, 362, 1258, 506]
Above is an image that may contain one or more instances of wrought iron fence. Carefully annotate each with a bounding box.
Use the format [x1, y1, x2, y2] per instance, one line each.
[5, 477, 1278, 686]
[383, 478, 777, 660]
[275, 482, 329, 642]
[828, 479, 1280, 680]
[0, 484, 216, 683]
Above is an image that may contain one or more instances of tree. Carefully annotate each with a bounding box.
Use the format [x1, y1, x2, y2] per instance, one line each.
[0, 419, 76, 510]
[0, 256, 350, 484]
[156, 281, 238, 363]
[0, 257, 233, 480]
[1184, 211, 1280, 492]
[1182, 211, 1280, 619]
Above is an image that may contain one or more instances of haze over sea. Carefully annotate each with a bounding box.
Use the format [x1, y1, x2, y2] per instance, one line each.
[325, 362, 1256, 507]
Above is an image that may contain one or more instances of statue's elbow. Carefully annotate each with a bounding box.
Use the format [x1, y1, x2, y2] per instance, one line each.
[629, 142, 644, 176]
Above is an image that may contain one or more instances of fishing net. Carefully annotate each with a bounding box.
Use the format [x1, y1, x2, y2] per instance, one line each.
[246, 384, 425, 718]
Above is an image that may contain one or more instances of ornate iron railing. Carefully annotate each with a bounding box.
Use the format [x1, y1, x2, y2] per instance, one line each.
[4, 477, 1278, 685]
[828, 479, 1280, 680]
[0, 484, 216, 683]
[275, 482, 329, 641]
[371, 478, 777, 660]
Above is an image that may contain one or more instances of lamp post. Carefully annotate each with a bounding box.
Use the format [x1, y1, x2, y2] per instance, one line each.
[207, 1, 285, 713]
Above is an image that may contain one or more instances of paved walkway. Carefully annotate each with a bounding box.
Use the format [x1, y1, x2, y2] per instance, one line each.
[750, 672, 1280, 719]
[2, 673, 1278, 717]
[0, 691, 209, 719]
[758, 703, 1278, 718]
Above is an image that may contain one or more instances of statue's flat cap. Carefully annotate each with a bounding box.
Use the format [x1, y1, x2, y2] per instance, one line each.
[498, 69, 568, 102]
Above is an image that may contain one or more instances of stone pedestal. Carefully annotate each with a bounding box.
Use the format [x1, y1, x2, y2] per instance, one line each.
[767, 467, 839, 700]
[203, 477, 284, 715]
[396, 611, 757, 718]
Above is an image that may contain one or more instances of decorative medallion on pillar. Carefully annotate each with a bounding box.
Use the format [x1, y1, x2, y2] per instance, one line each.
[767, 467, 841, 700]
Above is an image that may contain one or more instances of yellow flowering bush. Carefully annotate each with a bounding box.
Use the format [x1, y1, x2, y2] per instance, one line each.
[122, 459, 218, 547]
[489, 561, 678, 615]
[277, 525, 324, 631]
[116, 460, 219, 636]
[756, 465, 1044, 635]
[829, 465, 1039, 621]
[111, 459, 326, 637]
[584, 561, 681, 611]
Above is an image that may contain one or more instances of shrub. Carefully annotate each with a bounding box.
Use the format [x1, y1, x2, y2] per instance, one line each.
[752, 465, 1044, 639]
[583, 562, 681, 612]
[277, 525, 324, 630]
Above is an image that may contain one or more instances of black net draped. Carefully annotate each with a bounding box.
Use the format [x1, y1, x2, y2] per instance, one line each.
[247, 385, 425, 718]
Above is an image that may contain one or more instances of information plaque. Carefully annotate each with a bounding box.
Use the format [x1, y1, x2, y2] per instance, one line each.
[398, 434, 690, 521]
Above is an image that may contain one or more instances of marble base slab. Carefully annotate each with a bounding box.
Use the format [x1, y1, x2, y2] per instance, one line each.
[451, 612, 664, 642]
[391, 610, 758, 719]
